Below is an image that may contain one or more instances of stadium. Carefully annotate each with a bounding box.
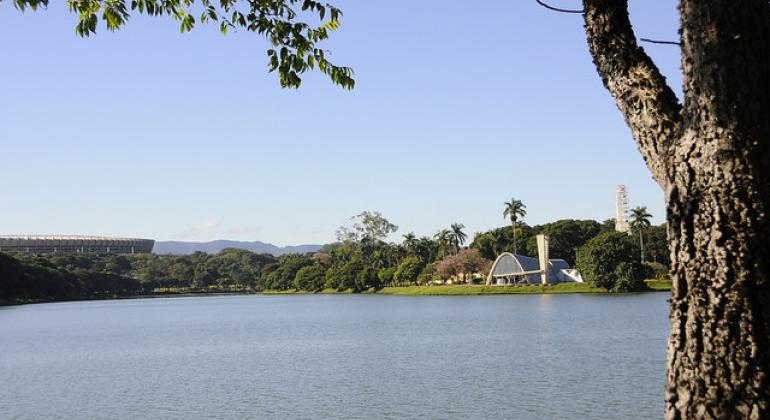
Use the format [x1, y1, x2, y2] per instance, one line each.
[0, 236, 154, 254]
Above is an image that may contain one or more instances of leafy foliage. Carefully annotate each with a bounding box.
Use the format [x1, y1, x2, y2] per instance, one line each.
[503, 198, 527, 224]
[293, 264, 326, 290]
[6, 0, 353, 88]
[525, 219, 604, 265]
[335, 211, 398, 243]
[435, 248, 491, 284]
[503, 197, 527, 254]
[575, 231, 646, 291]
[450, 223, 467, 254]
[393, 256, 423, 286]
[0, 212, 668, 303]
[471, 219, 622, 267]
[643, 224, 670, 265]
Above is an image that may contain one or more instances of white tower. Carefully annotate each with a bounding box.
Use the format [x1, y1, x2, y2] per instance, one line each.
[536, 234, 550, 285]
[615, 185, 630, 233]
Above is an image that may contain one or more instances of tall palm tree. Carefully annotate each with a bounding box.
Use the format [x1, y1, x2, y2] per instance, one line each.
[503, 198, 527, 255]
[450, 223, 467, 254]
[630, 206, 653, 263]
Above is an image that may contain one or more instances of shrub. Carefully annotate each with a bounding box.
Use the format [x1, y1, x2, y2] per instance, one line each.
[294, 265, 327, 291]
[393, 256, 423, 286]
[576, 231, 645, 291]
[377, 266, 396, 287]
[417, 263, 436, 285]
[643, 261, 669, 281]
[436, 254, 460, 283]
[355, 266, 380, 291]
[325, 259, 363, 290]
[614, 262, 647, 292]
[435, 249, 492, 284]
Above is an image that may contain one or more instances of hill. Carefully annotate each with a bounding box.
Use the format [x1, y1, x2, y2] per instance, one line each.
[153, 240, 322, 256]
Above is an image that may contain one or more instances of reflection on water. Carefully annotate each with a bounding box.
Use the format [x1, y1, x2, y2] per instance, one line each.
[0, 293, 669, 419]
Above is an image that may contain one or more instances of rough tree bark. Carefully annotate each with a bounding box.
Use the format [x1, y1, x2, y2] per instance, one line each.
[582, 0, 770, 418]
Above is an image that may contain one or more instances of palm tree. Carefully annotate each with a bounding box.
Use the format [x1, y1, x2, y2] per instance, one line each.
[370, 248, 386, 270]
[491, 229, 505, 255]
[402, 232, 417, 255]
[450, 223, 467, 254]
[416, 236, 437, 264]
[630, 206, 653, 263]
[503, 198, 527, 255]
[434, 229, 452, 258]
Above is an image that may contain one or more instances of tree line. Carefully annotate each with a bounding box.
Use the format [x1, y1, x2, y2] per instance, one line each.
[1, 210, 668, 303]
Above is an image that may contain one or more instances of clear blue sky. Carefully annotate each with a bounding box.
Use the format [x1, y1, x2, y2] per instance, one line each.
[0, 1, 680, 245]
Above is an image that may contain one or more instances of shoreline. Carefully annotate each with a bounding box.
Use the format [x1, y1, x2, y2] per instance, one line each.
[1, 280, 672, 306]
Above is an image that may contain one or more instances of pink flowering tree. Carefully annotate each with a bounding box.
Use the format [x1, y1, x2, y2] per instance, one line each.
[436, 249, 492, 284]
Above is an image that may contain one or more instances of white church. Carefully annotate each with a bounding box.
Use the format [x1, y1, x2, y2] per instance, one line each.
[485, 235, 584, 285]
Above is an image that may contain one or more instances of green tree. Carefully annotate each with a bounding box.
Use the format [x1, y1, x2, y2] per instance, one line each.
[377, 266, 396, 287]
[576, 231, 644, 292]
[414, 236, 437, 265]
[613, 261, 646, 292]
[355, 265, 379, 291]
[643, 224, 670, 266]
[402, 232, 417, 255]
[393, 256, 423, 286]
[629, 207, 652, 264]
[600, 218, 616, 233]
[417, 263, 436, 285]
[168, 259, 194, 288]
[469, 231, 496, 260]
[335, 211, 398, 243]
[525, 219, 603, 265]
[433, 229, 453, 259]
[490, 229, 506, 256]
[503, 197, 527, 255]
[450, 223, 467, 255]
[104, 255, 132, 275]
[335, 258, 363, 290]
[262, 254, 312, 290]
[294, 264, 326, 291]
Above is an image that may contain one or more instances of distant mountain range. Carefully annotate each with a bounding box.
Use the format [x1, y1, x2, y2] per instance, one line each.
[153, 240, 322, 256]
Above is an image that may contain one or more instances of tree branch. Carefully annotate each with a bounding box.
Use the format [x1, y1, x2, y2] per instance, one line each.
[640, 38, 681, 46]
[534, 0, 584, 14]
[582, 0, 682, 186]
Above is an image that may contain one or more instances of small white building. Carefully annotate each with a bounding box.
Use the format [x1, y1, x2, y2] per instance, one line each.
[485, 252, 583, 285]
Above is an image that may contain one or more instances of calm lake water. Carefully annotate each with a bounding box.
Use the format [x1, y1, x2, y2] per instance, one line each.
[0, 293, 670, 419]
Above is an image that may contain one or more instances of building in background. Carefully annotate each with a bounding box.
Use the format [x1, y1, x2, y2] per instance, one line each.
[615, 184, 630, 233]
[485, 235, 584, 285]
[0, 236, 154, 254]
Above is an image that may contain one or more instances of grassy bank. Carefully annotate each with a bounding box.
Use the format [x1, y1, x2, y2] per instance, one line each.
[3, 281, 673, 306]
[645, 279, 673, 291]
[377, 281, 672, 296]
[260, 288, 356, 295]
[376, 282, 600, 296]
[162, 281, 672, 296]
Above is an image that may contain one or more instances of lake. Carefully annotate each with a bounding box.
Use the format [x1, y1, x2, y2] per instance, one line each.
[0, 293, 670, 419]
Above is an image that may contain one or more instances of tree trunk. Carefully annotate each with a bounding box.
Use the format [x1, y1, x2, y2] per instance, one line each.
[639, 229, 644, 264]
[512, 220, 517, 255]
[583, 0, 770, 417]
